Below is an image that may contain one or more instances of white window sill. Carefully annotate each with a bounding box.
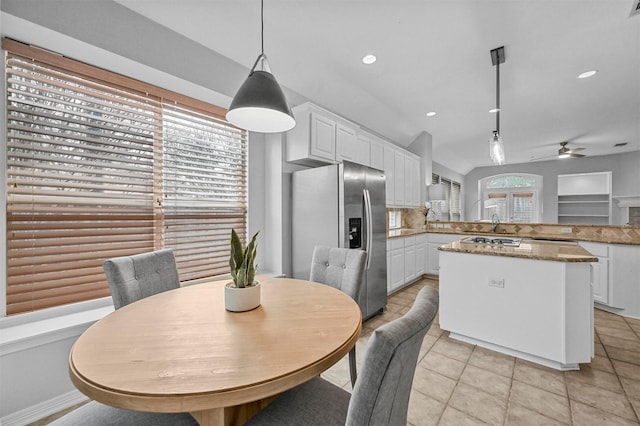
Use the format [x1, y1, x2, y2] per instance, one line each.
[0, 298, 114, 356]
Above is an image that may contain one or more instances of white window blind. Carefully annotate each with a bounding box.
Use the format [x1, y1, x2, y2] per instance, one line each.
[4, 39, 247, 315]
[451, 181, 461, 221]
[432, 174, 462, 222]
[512, 192, 535, 223]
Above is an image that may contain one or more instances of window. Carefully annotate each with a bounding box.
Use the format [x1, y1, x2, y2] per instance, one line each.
[4, 39, 247, 315]
[479, 174, 542, 223]
[431, 173, 462, 221]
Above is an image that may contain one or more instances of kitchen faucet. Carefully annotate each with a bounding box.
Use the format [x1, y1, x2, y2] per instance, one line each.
[491, 213, 500, 233]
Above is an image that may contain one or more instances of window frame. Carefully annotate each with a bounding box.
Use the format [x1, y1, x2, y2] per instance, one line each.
[3, 38, 248, 316]
[478, 173, 543, 223]
[431, 173, 462, 222]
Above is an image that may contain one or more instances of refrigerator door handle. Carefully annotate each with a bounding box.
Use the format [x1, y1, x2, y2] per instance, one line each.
[363, 189, 373, 270]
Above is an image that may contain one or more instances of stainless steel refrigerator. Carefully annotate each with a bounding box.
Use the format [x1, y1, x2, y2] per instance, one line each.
[291, 161, 387, 320]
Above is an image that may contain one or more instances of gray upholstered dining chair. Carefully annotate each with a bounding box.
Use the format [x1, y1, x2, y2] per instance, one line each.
[48, 402, 198, 426]
[49, 249, 195, 425]
[309, 246, 367, 387]
[246, 286, 439, 426]
[103, 248, 180, 310]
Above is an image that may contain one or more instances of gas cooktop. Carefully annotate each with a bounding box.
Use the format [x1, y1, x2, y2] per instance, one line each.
[460, 236, 522, 247]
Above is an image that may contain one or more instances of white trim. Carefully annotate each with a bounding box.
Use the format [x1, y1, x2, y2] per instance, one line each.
[1, 389, 88, 426]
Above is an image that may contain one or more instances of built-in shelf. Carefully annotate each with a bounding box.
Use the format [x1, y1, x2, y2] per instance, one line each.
[557, 172, 612, 225]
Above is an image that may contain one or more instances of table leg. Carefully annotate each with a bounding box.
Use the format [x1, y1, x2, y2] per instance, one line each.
[191, 397, 276, 426]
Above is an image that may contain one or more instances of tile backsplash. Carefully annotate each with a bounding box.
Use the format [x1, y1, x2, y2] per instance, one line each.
[387, 207, 640, 245]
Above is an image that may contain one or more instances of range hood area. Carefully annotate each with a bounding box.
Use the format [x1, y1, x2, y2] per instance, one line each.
[613, 196, 640, 226]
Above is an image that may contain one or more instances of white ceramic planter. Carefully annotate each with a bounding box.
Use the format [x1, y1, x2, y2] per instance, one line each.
[224, 281, 261, 312]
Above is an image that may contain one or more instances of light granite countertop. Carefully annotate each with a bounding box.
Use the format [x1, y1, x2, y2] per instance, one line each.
[438, 239, 598, 262]
[387, 224, 640, 246]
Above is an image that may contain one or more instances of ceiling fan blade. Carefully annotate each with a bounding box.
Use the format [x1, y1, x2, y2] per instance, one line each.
[569, 152, 586, 158]
[570, 147, 585, 152]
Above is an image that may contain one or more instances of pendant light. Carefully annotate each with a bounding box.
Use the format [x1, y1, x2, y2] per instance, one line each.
[226, 0, 295, 133]
[489, 46, 506, 165]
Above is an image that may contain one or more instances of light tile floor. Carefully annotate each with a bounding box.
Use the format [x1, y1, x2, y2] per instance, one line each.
[321, 277, 640, 426]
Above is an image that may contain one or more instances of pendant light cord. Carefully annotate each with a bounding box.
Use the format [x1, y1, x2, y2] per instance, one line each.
[249, 0, 267, 73]
[496, 59, 500, 134]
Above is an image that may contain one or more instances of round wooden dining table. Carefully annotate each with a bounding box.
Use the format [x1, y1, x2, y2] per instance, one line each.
[69, 276, 362, 426]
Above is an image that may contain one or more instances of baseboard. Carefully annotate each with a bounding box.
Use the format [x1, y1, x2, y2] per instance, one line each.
[1, 389, 88, 426]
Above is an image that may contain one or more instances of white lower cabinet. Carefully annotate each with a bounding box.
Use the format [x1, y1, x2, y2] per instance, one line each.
[580, 242, 610, 305]
[387, 238, 405, 293]
[426, 233, 464, 275]
[404, 236, 416, 283]
[607, 244, 640, 317]
[415, 235, 426, 276]
[387, 234, 431, 294]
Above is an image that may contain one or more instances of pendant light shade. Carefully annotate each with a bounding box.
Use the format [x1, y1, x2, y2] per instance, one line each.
[226, 61, 295, 133]
[489, 46, 506, 165]
[226, 0, 295, 133]
[489, 131, 506, 165]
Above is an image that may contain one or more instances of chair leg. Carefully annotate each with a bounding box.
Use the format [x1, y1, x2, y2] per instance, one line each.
[349, 347, 357, 387]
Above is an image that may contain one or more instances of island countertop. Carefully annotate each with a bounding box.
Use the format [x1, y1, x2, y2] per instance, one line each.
[438, 239, 598, 262]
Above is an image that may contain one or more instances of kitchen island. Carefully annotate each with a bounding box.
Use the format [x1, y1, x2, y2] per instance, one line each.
[438, 239, 597, 371]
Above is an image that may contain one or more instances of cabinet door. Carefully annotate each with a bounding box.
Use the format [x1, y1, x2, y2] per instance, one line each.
[356, 132, 371, 166]
[383, 145, 395, 206]
[404, 156, 420, 207]
[404, 245, 416, 283]
[427, 243, 441, 275]
[591, 259, 609, 305]
[370, 138, 384, 171]
[336, 123, 358, 163]
[394, 151, 405, 206]
[310, 112, 336, 161]
[416, 241, 426, 277]
[389, 249, 405, 291]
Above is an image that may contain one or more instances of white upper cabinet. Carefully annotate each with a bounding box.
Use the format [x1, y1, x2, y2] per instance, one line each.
[383, 144, 395, 206]
[355, 131, 372, 167]
[336, 123, 359, 163]
[394, 151, 406, 206]
[287, 102, 423, 208]
[404, 154, 420, 207]
[287, 102, 368, 167]
[310, 112, 337, 162]
[369, 136, 385, 171]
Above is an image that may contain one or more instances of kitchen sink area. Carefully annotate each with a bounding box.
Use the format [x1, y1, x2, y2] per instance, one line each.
[460, 236, 522, 247]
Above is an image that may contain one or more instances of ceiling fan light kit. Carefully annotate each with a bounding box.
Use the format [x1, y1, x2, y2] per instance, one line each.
[226, 0, 295, 133]
[558, 141, 585, 159]
[489, 46, 506, 165]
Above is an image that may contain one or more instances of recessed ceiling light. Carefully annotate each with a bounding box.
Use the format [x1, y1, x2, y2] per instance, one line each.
[426, 111, 437, 117]
[577, 70, 598, 79]
[362, 54, 377, 65]
[488, 108, 500, 113]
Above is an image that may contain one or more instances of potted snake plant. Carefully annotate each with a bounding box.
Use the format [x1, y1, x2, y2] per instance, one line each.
[225, 229, 261, 312]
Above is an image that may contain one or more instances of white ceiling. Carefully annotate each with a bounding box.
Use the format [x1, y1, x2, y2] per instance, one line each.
[114, 0, 640, 174]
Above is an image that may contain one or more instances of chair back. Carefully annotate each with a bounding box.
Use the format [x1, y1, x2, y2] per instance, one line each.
[309, 246, 367, 302]
[103, 249, 180, 310]
[346, 286, 439, 426]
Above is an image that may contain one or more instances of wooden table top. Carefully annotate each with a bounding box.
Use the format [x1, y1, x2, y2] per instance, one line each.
[69, 276, 362, 416]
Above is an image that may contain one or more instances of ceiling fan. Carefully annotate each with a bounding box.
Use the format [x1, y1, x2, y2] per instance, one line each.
[557, 142, 586, 159]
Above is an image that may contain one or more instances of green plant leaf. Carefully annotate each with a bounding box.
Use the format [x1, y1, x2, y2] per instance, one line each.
[229, 229, 244, 286]
[228, 229, 259, 288]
